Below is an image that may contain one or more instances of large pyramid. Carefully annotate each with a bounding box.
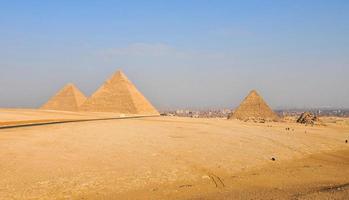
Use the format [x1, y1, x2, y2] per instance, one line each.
[228, 90, 279, 121]
[80, 71, 159, 115]
[41, 83, 87, 111]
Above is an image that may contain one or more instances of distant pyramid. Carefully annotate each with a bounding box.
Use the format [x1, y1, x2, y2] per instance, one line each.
[41, 83, 87, 111]
[80, 70, 159, 115]
[228, 90, 279, 122]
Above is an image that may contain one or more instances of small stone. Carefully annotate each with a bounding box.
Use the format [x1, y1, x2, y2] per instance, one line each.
[271, 157, 276, 161]
[202, 175, 210, 179]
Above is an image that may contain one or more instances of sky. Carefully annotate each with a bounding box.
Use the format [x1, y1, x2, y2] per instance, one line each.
[0, 0, 348, 110]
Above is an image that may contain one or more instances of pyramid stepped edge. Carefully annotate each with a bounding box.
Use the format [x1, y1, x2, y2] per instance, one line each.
[228, 90, 279, 122]
[80, 70, 159, 115]
[41, 83, 87, 112]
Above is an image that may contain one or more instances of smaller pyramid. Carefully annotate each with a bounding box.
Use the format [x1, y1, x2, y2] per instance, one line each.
[80, 70, 159, 115]
[41, 83, 87, 111]
[228, 90, 279, 122]
[296, 112, 321, 125]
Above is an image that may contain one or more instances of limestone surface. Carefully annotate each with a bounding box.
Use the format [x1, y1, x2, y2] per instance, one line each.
[41, 83, 87, 111]
[228, 90, 279, 122]
[80, 71, 159, 115]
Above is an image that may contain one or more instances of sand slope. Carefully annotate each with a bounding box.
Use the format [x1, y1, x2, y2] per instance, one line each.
[0, 116, 348, 199]
[0, 109, 148, 128]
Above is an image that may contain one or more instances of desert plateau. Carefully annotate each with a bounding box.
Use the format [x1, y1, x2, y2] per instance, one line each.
[1, 109, 348, 199]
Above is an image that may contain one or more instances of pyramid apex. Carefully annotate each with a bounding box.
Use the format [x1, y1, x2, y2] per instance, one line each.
[65, 83, 75, 88]
[247, 90, 262, 98]
[114, 70, 125, 75]
[116, 70, 124, 74]
[109, 70, 130, 82]
[63, 83, 81, 91]
[249, 89, 259, 95]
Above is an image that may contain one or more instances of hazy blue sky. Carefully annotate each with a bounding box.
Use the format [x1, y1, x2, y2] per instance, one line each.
[0, 0, 348, 109]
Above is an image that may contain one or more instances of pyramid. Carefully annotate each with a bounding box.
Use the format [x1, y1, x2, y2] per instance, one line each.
[296, 112, 321, 125]
[80, 70, 159, 115]
[228, 90, 279, 122]
[41, 83, 87, 111]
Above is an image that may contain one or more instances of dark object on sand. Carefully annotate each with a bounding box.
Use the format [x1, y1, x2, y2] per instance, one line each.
[346, 140, 348, 143]
[296, 112, 320, 125]
[179, 184, 192, 188]
[271, 157, 276, 161]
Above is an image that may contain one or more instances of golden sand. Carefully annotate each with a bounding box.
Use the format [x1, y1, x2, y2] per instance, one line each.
[0, 110, 348, 199]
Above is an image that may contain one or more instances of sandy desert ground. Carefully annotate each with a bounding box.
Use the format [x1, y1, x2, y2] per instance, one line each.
[0, 109, 153, 128]
[0, 109, 349, 199]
